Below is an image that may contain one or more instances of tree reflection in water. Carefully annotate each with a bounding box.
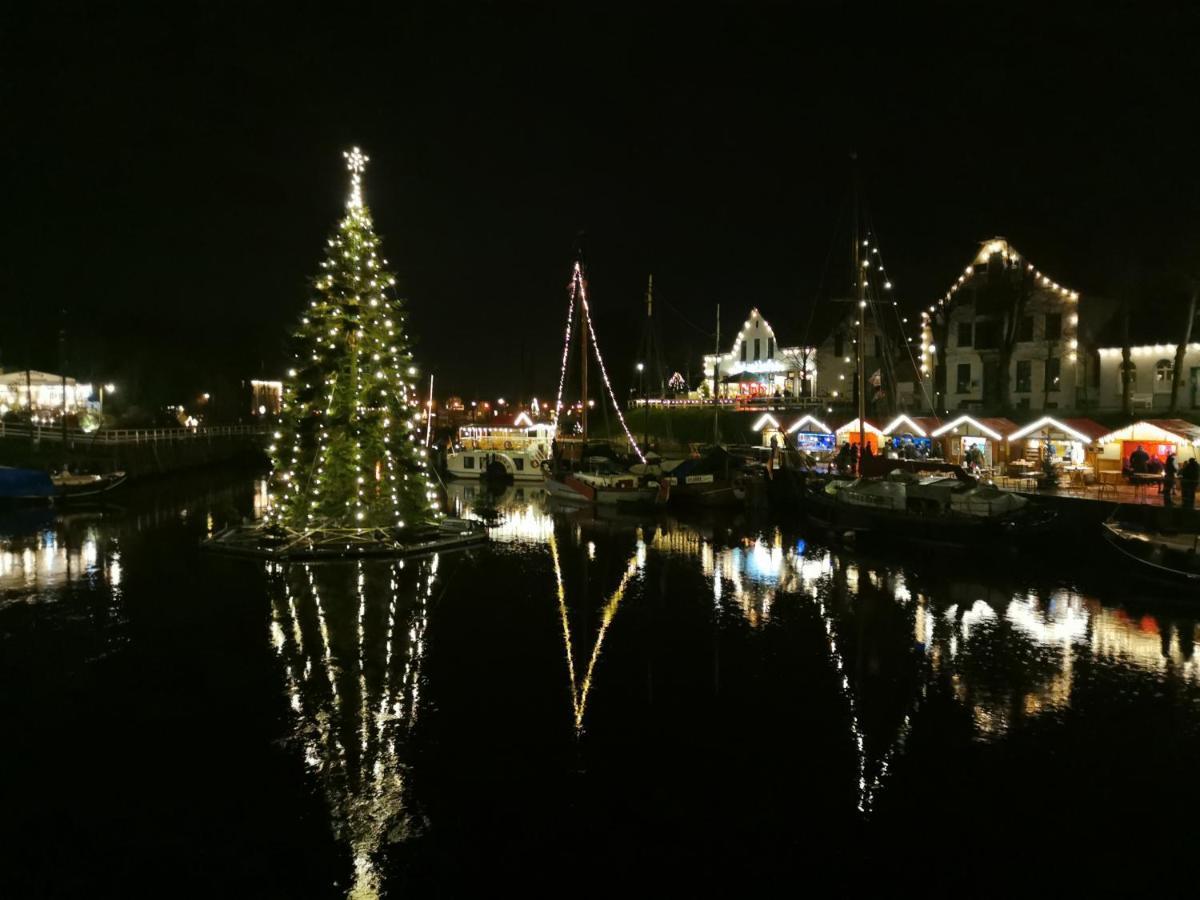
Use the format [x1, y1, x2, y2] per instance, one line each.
[265, 556, 438, 899]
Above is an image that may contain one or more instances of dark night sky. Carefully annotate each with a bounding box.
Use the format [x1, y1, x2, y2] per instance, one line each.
[4, 3, 1199, 410]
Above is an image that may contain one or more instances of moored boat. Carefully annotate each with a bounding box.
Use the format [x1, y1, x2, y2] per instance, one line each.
[445, 418, 552, 481]
[544, 456, 662, 507]
[804, 467, 1056, 546]
[0, 466, 125, 505]
[0, 467, 56, 504]
[1102, 505, 1200, 587]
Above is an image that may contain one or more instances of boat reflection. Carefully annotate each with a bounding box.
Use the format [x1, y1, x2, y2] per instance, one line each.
[443, 485, 1200, 794]
[265, 555, 439, 900]
[0, 509, 123, 611]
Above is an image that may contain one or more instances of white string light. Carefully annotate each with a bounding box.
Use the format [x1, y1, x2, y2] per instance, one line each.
[550, 268, 577, 433]
[576, 264, 646, 463]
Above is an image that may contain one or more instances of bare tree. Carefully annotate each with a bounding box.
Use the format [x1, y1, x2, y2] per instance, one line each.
[976, 254, 1034, 412]
[1169, 283, 1197, 414]
[1121, 300, 1133, 418]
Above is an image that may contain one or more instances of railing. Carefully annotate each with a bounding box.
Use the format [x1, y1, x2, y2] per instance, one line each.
[0, 423, 269, 444]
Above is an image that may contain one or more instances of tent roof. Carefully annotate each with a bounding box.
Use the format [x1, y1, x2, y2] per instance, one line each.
[930, 415, 1018, 440]
[1008, 416, 1108, 443]
[1096, 419, 1200, 446]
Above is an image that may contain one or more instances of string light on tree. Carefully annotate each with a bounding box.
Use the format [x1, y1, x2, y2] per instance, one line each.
[265, 148, 440, 533]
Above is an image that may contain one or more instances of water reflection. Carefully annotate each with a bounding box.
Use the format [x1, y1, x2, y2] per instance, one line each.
[442, 485, 1200, 798]
[264, 556, 439, 899]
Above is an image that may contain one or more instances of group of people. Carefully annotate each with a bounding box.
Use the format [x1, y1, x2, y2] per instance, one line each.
[832, 440, 872, 473]
[882, 436, 945, 463]
[1127, 443, 1199, 508]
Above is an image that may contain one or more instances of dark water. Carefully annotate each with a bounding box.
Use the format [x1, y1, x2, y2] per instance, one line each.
[3, 472, 1200, 896]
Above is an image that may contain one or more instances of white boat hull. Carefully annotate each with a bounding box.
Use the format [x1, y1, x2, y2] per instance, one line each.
[445, 449, 544, 480]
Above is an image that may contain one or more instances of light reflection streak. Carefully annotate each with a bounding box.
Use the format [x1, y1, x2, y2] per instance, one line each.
[549, 529, 642, 732]
[267, 557, 437, 899]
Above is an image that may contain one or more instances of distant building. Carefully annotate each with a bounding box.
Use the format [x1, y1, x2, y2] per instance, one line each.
[1095, 342, 1200, 412]
[813, 309, 920, 413]
[702, 308, 816, 400]
[0, 369, 92, 416]
[250, 379, 283, 415]
[921, 238, 1098, 413]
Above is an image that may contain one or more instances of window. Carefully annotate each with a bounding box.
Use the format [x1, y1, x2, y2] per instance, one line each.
[1018, 316, 1034, 342]
[1044, 313, 1062, 341]
[873, 336, 882, 358]
[834, 333, 844, 357]
[767, 337, 775, 359]
[1045, 357, 1061, 391]
[741, 341, 747, 362]
[514, 458, 524, 471]
[956, 363, 972, 394]
[1156, 358, 1174, 384]
[975, 320, 999, 349]
[754, 338, 761, 360]
[1016, 360, 1032, 393]
[957, 322, 973, 348]
[463, 455, 475, 469]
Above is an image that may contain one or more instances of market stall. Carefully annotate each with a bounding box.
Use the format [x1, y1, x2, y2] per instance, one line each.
[785, 414, 835, 454]
[880, 414, 940, 459]
[1093, 419, 1200, 473]
[835, 417, 884, 453]
[930, 415, 1016, 469]
[753, 413, 785, 449]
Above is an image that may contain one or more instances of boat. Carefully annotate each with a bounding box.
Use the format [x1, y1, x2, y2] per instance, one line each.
[52, 468, 128, 499]
[541, 259, 663, 508]
[444, 418, 553, 481]
[660, 445, 761, 508]
[0, 465, 127, 505]
[1102, 505, 1200, 587]
[804, 467, 1057, 546]
[0, 466, 56, 504]
[544, 456, 662, 507]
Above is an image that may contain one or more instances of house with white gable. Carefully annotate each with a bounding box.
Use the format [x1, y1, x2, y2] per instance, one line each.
[701, 308, 817, 400]
[919, 238, 1099, 413]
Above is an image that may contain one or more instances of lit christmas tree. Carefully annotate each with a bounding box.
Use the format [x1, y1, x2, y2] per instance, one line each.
[266, 148, 440, 533]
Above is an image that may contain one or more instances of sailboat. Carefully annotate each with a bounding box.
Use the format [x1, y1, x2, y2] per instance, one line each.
[543, 261, 664, 507]
[798, 161, 1057, 544]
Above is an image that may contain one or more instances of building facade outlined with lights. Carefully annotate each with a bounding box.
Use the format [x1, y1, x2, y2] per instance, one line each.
[702, 308, 817, 401]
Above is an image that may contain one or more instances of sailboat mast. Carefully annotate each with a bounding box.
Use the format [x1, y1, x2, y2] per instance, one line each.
[853, 160, 866, 469]
[713, 303, 721, 445]
[580, 268, 588, 442]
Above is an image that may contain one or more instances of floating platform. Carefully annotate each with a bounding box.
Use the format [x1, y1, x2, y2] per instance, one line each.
[202, 517, 487, 561]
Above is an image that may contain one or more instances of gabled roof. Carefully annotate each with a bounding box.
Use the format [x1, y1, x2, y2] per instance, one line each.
[834, 417, 886, 436]
[1008, 416, 1108, 443]
[1096, 419, 1200, 446]
[786, 414, 832, 434]
[930, 415, 1017, 440]
[925, 237, 1081, 320]
[881, 414, 941, 436]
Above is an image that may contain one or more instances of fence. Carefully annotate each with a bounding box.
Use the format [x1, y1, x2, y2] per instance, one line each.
[0, 423, 268, 444]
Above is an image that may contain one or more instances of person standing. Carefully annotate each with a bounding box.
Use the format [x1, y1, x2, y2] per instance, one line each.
[1163, 452, 1177, 506]
[1130, 444, 1150, 474]
[1180, 457, 1199, 509]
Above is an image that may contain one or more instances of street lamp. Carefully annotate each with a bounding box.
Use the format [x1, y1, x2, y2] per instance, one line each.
[99, 383, 116, 417]
[636, 362, 647, 448]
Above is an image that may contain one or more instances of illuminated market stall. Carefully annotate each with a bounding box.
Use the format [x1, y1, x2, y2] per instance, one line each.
[835, 417, 884, 453]
[1006, 417, 1107, 466]
[754, 413, 785, 448]
[1093, 419, 1200, 472]
[880, 414, 939, 458]
[930, 415, 1016, 468]
[785, 414, 835, 454]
